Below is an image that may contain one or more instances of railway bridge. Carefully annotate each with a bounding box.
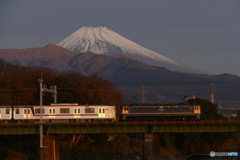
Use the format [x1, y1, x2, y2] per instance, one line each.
[1, 120, 240, 160]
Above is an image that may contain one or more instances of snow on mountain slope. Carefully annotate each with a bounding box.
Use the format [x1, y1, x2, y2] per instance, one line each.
[57, 27, 207, 74]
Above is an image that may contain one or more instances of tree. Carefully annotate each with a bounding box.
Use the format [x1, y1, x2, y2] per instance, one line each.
[231, 110, 240, 120]
[41, 76, 80, 105]
[188, 97, 227, 120]
[63, 71, 124, 105]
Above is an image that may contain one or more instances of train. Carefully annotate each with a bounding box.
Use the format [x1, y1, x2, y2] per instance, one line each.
[121, 104, 201, 121]
[0, 103, 201, 123]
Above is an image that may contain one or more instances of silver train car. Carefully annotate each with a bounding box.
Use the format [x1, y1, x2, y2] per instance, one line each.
[0, 106, 12, 121]
[121, 104, 201, 121]
[0, 104, 116, 122]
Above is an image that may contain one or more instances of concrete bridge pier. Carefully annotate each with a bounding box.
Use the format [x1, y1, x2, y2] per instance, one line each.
[143, 133, 160, 160]
[40, 135, 60, 160]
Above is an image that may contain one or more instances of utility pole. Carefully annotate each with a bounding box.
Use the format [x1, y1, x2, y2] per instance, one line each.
[46, 85, 57, 104]
[38, 73, 57, 160]
[38, 73, 44, 159]
[218, 101, 221, 113]
[54, 86, 57, 103]
[142, 84, 145, 104]
[211, 83, 214, 104]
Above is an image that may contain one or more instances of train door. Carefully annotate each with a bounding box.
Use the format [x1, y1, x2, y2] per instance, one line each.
[74, 108, 77, 118]
[98, 108, 102, 118]
[102, 108, 105, 118]
[49, 108, 56, 119]
[52, 108, 56, 118]
[74, 108, 81, 118]
[98, 108, 105, 118]
[78, 108, 80, 117]
[109, 108, 113, 117]
[23, 108, 27, 119]
[23, 108, 31, 119]
[48, 108, 51, 118]
[27, 109, 31, 119]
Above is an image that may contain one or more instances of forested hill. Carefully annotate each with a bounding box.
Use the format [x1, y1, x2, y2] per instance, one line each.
[0, 59, 124, 105]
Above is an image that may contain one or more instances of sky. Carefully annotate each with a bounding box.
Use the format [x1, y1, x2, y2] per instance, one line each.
[1, 0, 240, 76]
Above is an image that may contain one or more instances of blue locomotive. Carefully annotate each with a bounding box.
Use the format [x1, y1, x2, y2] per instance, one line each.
[121, 104, 201, 121]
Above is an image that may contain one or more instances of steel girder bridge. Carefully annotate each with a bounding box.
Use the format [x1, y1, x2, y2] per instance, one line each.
[0, 121, 239, 135]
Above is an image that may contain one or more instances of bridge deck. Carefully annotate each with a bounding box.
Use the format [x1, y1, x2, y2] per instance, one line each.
[0, 121, 239, 135]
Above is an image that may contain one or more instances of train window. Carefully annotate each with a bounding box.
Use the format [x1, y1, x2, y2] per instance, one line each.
[28, 109, 30, 114]
[103, 108, 105, 113]
[90, 108, 94, 113]
[35, 109, 39, 114]
[124, 107, 126, 111]
[60, 108, 70, 113]
[126, 107, 128, 111]
[99, 108, 101, 113]
[66, 108, 70, 113]
[53, 109, 55, 114]
[6, 109, 9, 114]
[74, 109, 77, 114]
[49, 109, 52, 114]
[85, 108, 94, 113]
[0, 109, 1, 114]
[16, 109, 19, 114]
[78, 109, 80, 113]
[24, 109, 26, 114]
[60, 108, 64, 113]
[35, 108, 45, 114]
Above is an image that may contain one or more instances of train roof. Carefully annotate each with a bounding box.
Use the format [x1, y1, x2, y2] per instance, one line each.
[122, 104, 200, 106]
[0, 106, 11, 108]
[51, 103, 78, 105]
[14, 104, 115, 108]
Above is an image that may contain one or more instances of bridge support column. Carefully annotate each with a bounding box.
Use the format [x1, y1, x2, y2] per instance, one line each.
[143, 133, 160, 160]
[40, 135, 59, 160]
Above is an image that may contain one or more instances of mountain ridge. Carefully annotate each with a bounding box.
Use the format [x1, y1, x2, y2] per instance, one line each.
[57, 26, 208, 74]
[0, 44, 240, 103]
[0, 44, 237, 83]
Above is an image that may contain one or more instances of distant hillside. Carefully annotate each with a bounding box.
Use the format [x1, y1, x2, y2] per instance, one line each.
[1, 44, 240, 103]
[0, 44, 79, 72]
[0, 44, 238, 83]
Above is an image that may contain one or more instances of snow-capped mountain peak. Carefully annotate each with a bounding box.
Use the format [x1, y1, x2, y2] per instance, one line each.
[57, 26, 206, 73]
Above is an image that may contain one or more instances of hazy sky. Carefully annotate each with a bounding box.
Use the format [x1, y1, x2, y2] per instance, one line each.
[1, 0, 240, 76]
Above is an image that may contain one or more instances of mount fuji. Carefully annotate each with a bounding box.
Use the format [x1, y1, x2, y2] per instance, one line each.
[57, 27, 207, 74]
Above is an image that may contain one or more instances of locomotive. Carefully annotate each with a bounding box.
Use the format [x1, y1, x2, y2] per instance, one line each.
[121, 104, 201, 121]
[0, 103, 201, 123]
